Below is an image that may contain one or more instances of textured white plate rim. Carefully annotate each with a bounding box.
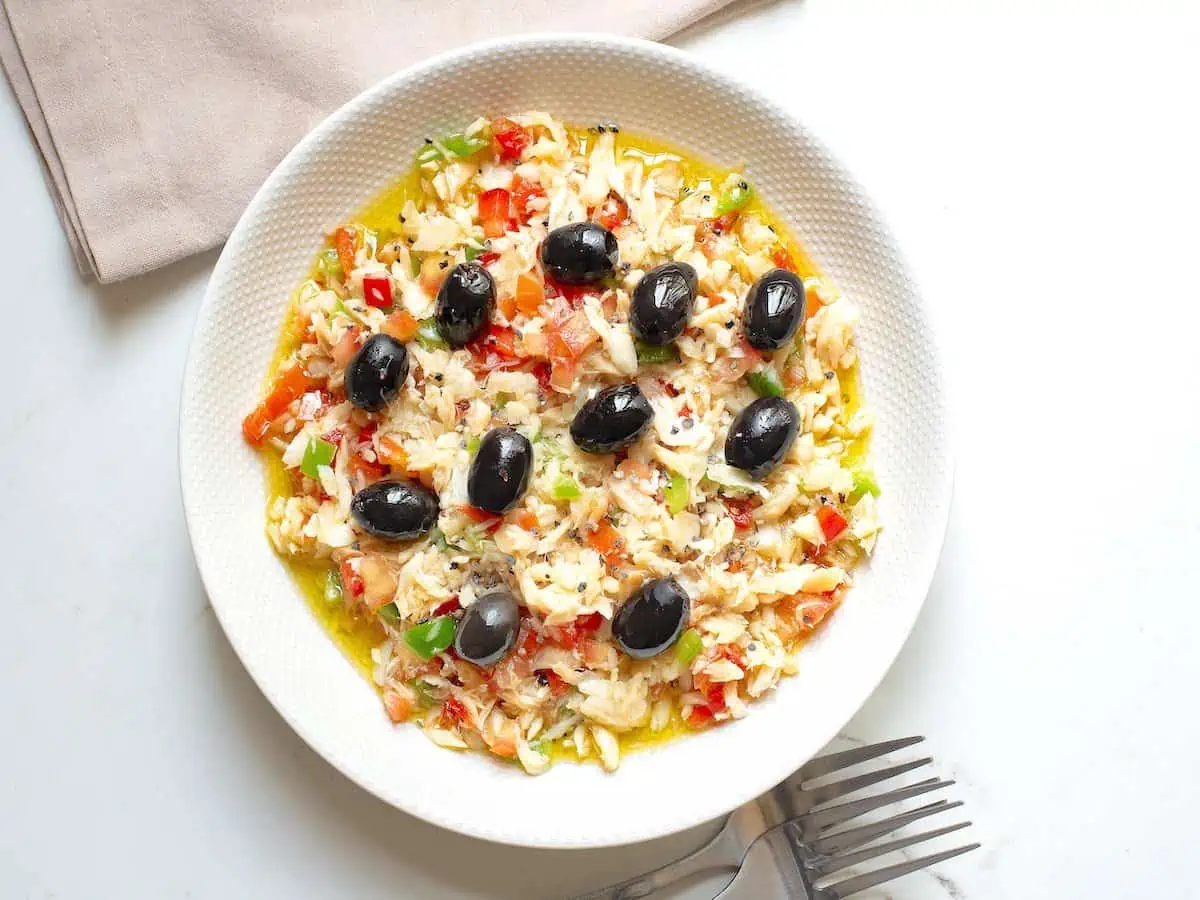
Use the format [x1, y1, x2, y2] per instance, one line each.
[180, 32, 953, 849]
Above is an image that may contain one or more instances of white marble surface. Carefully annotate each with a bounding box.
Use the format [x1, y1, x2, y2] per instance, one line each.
[2, 1, 1199, 897]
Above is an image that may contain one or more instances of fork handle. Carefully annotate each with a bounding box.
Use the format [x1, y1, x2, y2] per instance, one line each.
[570, 819, 743, 900]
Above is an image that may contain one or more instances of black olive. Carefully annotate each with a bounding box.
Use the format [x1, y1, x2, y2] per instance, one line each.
[436, 262, 495, 346]
[613, 577, 690, 659]
[345, 334, 409, 412]
[742, 268, 807, 351]
[349, 479, 439, 540]
[569, 384, 653, 454]
[630, 262, 698, 345]
[454, 589, 521, 666]
[724, 397, 800, 479]
[467, 427, 533, 514]
[540, 222, 619, 285]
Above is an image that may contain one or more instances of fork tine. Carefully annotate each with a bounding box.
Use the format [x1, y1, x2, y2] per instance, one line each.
[808, 800, 965, 856]
[798, 737, 925, 782]
[803, 758, 932, 806]
[799, 778, 955, 833]
[810, 821, 973, 877]
[821, 842, 981, 899]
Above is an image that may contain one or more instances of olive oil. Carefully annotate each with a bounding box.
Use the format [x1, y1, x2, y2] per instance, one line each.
[254, 120, 868, 762]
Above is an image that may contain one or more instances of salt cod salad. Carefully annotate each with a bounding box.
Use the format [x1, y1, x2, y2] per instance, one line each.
[242, 112, 881, 774]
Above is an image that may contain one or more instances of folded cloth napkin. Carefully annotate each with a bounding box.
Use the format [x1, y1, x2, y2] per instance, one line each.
[0, 1, 730, 283]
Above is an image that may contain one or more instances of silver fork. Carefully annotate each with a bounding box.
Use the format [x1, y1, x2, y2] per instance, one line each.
[573, 736, 968, 900]
[714, 743, 979, 900]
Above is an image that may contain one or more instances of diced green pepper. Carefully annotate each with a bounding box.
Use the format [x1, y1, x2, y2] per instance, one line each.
[494, 391, 513, 409]
[416, 132, 491, 165]
[316, 248, 342, 281]
[665, 471, 689, 515]
[429, 527, 449, 550]
[676, 628, 703, 664]
[323, 569, 343, 605]
[464, 241, 486, 262]
[403, 615, 456, 660]
[378, 603, 401, 625]
[746, 368, 785, 398]
[416, 318, 448, 350]
[714, 179, 753, 216]
[636, 341, 679, 365]
[851, 469, 881, 499]
[467, 435, 481, 456]
[300, 437, 337, 479]
[409, 252, 423, 278]
[553, 476, 582, 500]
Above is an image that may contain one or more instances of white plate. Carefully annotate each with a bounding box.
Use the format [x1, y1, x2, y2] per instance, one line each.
[180, 34, 951, 848]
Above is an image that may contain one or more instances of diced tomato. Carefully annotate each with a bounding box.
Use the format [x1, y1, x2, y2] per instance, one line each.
[462, 505, 503, 533]
[771, 246, 796, 272]
[515, 272, 544, 317]
[362, 275, 393, 309]
[587, 520, 627, 569]
[704, 682, 727, 713]
[381, 309, 418, 342]
[241, 365, 322, 445]
[382, 689, 413, 723]
[512, 177, 547, 225]
[334, 226, 358, 277]
[592, 192, 629, 231]
[477, 251, 500, 268]
[348, 449, 388, 484]
[685, 705, 715, 728]
[537, 669, 570, 697]
[527, 360, 553, 393]
[439, 696, 470, 729]
[805, 282, 823, 320]
[339, 559, 365, 598]
[466, 324, 525, 378]
[680, 403, 693, 417]
[576, 612, 604, 633]
[498, 294, 517, 321]
[793, 594, 838, 636]
[357, 421, 379, 444]
[657, 378, 681, 398]
[722, 496, 759, 530]
[492, 117, 532, 163]
[517, 628, 543, 658]
[479, 188, 515, 238]
[547, 279, 601, 309]
[715, 644, 747, 670]
[376, 435, 408, 469]
[514, 509, 539, 531]
[816, 505, 848, 542]
[432, 597, 462, 618]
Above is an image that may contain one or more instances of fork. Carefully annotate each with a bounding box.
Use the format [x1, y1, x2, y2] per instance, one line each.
[573, 736, 973, 900]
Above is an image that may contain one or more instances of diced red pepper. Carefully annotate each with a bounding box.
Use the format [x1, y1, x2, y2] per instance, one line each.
[537, 669, 570, 697]
[722, 496, 759, 530]
[771, 246, 796, 272]
[816, 505, 848, 542]
[657, 378, 681, 398]
[512, 177, 547, 225]
[685, 705, 715, 728]
[479, 188, 515, 238]
[577, 612, 604, 633]
[362, 275, 393, 309]
[547, 278, 601, 309]
[339, 560, 365, 598]
[517, 628, 543, 658]
[462, 505, 503, 533]
[492, 117, 532, 163]
[432, 597, 462, 618]
[357, 421, 378, 444]
[527, 361, 553, 393]
[477, 251, 501, 268]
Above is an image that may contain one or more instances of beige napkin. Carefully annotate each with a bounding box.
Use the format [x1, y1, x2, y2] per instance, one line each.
[0, 1, 730, 283]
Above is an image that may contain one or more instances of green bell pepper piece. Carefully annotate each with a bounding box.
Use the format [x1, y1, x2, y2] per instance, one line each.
[403, 615, 457, 661]
[851, 469, 881, 499]
[665, 471, 689, 515]
[300, 437, 337, 479]
[746, 368, 785, 398]
[636, 341, 679, 365]
[553, 476, 582, 500]
[416, 318, 448, 351]
[416, 132, 490, 165]
[714, 179, 753, 216]
[676, 628, 703, 664]
[323, 569, 343, 605]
